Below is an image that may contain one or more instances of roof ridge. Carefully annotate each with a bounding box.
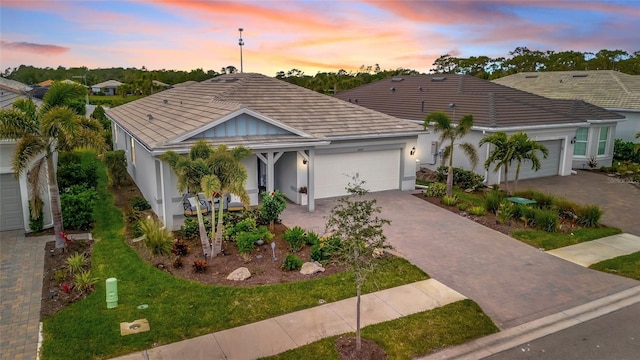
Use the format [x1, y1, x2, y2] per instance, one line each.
[487, 93, 497, 127]
[609, 72, 633, 96]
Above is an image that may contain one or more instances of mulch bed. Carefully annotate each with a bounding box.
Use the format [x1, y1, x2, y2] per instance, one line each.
[335, 335, 387, 360]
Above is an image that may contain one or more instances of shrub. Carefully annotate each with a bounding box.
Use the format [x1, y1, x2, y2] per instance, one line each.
[130, 221, 143, 238]
[236, 226, 274, 261]
[423, 182, 446, 197]
[66, 252, 87, 275]
[172, 239, 190, 256]
[104, 150, 129, 188]
[457, 202, 469, 211]
[54, 269, 66, 284]
[577, 204, 603, 227]
[284, 226, 306, 252]
[57, 161, 98, 192]
[484, 190, 504, 214]
[131, 196, 151, 211]
[513, 190, 554, 209]
[311, 236, 341, 264]
[613, 139, 640, 162]
[468, 206, 486, 216]
[74, 270, 98, 294]
[533, 208, 558, 232]
[553, 198, 579, 220]
[60, 185, 98, 230]
[260, 190, 287, 227]
[172, 256, 183, 269]
[282, 254, 303, 271]
[28, 200, 44, 232]
[436, 166, 485, 190]
[139, 217, 173, 256]
[305, 230, 320, 246]
[179, 217, 212, 241]
[442, 195, 458, 206]
[227, 218, 257, 241]
[497, 200, 514, 224]
[192, 260, 207, 273]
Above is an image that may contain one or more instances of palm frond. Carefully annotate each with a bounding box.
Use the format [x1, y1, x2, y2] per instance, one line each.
[456, 114, 474, 135]
[42, 82, 87, 108]
[0, 109, 35, 139]
[459, 142, 479, 170]
[12, 136, 47, 176]
[27, 157, 47, 217]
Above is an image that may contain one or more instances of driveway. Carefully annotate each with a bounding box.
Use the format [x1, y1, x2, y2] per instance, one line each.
[0, 230, 52, 360]
[517, 171, 640, 235]
[281, 190, 639, 330]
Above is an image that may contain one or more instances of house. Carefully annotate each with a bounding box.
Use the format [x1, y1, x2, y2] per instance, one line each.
[494, 71, 640, 143]
[106, 73, 424, 230]
[91, 80, 124, 96]
[0, 78, 51, 232]
[334, 75, 624, 184]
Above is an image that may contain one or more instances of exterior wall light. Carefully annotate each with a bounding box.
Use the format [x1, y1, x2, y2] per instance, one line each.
[410, 146, 416, 156]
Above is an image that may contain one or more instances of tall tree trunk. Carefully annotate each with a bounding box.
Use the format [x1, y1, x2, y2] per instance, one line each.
[503, 166, 510, 195]
[514, 161, 522, 193]
[194, 196, 209, 257]
[446, 140, 454, 197]
[356, 283, 362, 352]
[212, 194, 224, 256]
[46, 155, 65, 250]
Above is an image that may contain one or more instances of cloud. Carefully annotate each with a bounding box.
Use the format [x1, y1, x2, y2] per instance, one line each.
[0, 41, 70, 54]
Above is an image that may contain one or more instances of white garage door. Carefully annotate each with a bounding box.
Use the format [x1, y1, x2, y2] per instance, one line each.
[314, 149, 400, 198]
[508, 139, 562, 180]
[0, 173, 24, 231]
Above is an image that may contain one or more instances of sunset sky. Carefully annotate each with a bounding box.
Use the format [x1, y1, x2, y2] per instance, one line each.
[1, 0, 639, 77]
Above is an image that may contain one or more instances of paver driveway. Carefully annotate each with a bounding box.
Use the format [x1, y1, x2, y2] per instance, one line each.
[281, 190, 639, 330]
[517, 170, 640, 235]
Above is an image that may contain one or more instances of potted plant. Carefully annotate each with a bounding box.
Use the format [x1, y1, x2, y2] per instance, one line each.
[299, 186, 308, 206]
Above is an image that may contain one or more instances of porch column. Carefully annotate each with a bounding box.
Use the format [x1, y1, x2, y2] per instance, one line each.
[307, 148, 315, 212]
[256, 151, 283, 194]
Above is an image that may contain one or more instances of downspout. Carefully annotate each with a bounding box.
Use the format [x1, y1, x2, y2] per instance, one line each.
[159, 160, 167, 225]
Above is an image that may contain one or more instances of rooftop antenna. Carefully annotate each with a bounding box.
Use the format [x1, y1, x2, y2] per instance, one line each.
[238, 28, 244, 73]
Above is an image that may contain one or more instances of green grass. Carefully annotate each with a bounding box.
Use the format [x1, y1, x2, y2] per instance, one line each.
[89, 95, 143, 107]
[264, 299, 498, 360]
[511, 227, 622, 250]
[41, 152, 429, 360]
[416, 179, 432, 186]
[590, 252, 640, 280]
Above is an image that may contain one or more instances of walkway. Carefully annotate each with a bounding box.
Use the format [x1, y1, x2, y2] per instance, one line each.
[0, 230, 52, 360]
[547, 233, 640, 267]
[281, 190, 639, 330]
[112, 279, 465, 360]
[517, 170, 640, 235]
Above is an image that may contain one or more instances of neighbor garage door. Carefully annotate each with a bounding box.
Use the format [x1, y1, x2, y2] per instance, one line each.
[0, 173, 24, 231]
[314, 149, 400, 198]
[508, 139, 562, 181]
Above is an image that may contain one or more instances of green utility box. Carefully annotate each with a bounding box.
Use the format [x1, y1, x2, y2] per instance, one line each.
[106, 278, 118, 309]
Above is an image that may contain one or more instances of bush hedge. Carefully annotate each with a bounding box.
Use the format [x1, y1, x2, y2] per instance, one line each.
[436, 166, 485, 190]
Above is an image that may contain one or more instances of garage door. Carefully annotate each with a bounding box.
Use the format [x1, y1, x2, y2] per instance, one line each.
[508, 139, 562, 181]
[0, 173, 25, 231]
[314, 149, 400, 198]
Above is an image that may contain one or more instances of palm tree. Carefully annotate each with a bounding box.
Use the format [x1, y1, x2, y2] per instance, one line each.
[0, 82, 106, 250]
[424, 111, 478, 197]
[479, 131, 515, 194]
[160, 140, 212, 257]
[511, 132, 548, 192]
[206, 145, 251, 256]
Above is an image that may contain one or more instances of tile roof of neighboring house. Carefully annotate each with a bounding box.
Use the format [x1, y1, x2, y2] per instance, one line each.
[172, 80, 197, 88]
[38, 79, 54, 87]
[91, 80, 124, 88]
[0, 77, 33, 92]
[0, 79, 41, 109]
[107, 73, 423, 151]
[493, 71, 640, 110]
[152, 80, 171, 88]
[334, 74, 623, 129]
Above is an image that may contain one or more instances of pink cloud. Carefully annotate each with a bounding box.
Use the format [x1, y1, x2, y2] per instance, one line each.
[0, 41, 70, 54]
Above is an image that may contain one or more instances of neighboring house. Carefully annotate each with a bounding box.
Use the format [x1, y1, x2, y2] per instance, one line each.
[0, 78, 51, 232]
[494, 71, 640, 142]
[152, 80, 172, 89]
[107, 73, 423, 230]
[91, 80, 124, 95]
[172, 80, 197, 88]
[334, 75, 624, 184]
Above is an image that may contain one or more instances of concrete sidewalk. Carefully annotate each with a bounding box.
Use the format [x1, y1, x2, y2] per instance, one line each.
[112, 279, 466, 360]
[547, 233, 640, 267]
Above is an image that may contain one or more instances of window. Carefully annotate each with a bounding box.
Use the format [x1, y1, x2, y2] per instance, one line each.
[130, 137, 136, 165]
[597, 127, 609, 156]
[573, 128, 588, 156]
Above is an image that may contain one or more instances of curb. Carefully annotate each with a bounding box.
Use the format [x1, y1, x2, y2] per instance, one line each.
[417, 285, 640, 360]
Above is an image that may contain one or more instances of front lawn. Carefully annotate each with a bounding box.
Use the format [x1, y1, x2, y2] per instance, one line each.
[264, 299, 498, 360]
[590, 252, 640, 280]
[512, 227, 622, 250]
[41, 153, 429, 360]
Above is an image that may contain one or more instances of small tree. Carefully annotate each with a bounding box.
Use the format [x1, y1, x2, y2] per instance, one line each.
[260, 190, 287, 230]
[325, 177, 391, 352]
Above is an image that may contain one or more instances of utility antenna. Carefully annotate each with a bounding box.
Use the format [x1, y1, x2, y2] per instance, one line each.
[238, 28, 244, 73]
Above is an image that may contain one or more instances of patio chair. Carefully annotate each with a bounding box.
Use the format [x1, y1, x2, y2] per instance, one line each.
[183, 193, 211, 217]
[227, 193, 244, 212]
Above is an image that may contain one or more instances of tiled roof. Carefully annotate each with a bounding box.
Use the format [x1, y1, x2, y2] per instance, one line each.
[493, 71, 640, 110]
[92, 80, 123, 88]
[107, 73, 423, 150]
[0, 78, 33, 92]
[334, 74, 623, 128]
[0, 81, 41, 110]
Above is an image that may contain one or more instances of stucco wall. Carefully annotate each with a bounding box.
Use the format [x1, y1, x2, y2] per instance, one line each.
[274, 152, 298, 202]
[572, 124, 617, 169]
[612, 110, 640, 143]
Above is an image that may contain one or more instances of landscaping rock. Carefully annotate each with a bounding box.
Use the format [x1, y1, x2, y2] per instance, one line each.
[300, 261, 325, 275]
[372, 247, 384, 258]
[227, 267, 251, 281]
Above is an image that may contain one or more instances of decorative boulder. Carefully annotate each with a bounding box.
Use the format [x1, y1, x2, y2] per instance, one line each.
[227, 267, 251, 281]
[372, 248, 384, 258]
[300, 261, 325, 275]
